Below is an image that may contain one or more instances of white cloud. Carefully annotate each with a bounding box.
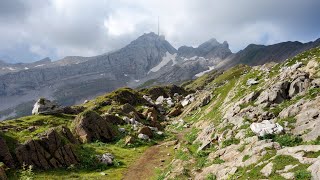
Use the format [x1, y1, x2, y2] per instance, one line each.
[0, 0, 319, 62]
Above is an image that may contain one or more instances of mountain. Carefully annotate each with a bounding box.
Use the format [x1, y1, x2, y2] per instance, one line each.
[0, 33, 319, 120]
[178, 38, 232, 59]
[0, 32, 180, 119]
[216, 38, 320, 69]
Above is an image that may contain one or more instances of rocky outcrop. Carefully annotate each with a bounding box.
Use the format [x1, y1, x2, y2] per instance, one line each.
[102, 114, 125, 125]
[308, 159, 320, 180]
[288, 73, 310, 97]
[279, 96, 320, 141]
[255, 81, 290, 107]
[74, 110, 117, 143]
[15, 127, 79, 169]
[32, 98, 62, 115]
[250, 120, 283, 137]
[0, 136, 15, 168]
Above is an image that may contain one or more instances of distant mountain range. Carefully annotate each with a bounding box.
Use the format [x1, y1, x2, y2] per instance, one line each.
[0, 32, 319, 120]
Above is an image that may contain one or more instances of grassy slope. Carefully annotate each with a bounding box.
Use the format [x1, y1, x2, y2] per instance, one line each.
[156, 47, 320, 179]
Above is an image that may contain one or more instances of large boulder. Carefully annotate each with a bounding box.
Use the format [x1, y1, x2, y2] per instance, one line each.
[138, 126, 153, 138]
[255, 81, 290, 107]
[288, 74, 310, 98]
[121, 103, 136, 114]
[15, 127, 79, 169]
[143, 107, 159, 122]
[250, 120, 283, 137]
[102, 114, 125, 125]
[0, 136, 15, 168]
[74, 110, 117, 143]
[32, 98, 62, 115]
[168, 104, 183, 117]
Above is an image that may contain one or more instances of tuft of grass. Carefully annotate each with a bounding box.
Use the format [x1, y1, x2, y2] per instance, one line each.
[175, 150, 189, 161]
[272, 155, 299, 172]
[242, 155, 250, 162]
[294, 170, 312, 180]
[185, 128, 199, 144]
[303, 150, 320, 158]
[260, 134, 302, 147]
[205, 173, 217, 180]
[222, 137, 240, 148]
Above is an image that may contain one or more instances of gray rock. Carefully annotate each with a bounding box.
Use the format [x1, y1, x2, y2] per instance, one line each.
[288, 74, 310, 98]
[138, 133, 150, 140]
[32, 98, 62, 115]
[255, 81, 290, 106]
[250, 120, 283, 136]
[260, 162, 273, 177]
[308, 160, 320, 180]
[98, 153, 114, 165]
[246, 78, 259, 86]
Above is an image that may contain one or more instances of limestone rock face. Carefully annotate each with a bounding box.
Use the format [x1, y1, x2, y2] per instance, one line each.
[32, 98, 62, 115]
[0, 135, 15, 168]
[288, 73, 310, 98]
[255, 81, 290, 106]
[15, 127, 79, 169]
[308, 159, 320, 180]
[260, 162, 273, 177]
[250, 120, 283, 137]
[74, 110, 117, 143]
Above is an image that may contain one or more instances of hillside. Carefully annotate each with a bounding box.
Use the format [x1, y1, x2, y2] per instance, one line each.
[0, 46, 319, 180]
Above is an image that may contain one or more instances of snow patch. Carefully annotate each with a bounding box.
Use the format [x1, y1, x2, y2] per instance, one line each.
[149, 52, 177, 73]
[195, 66, 215, 77]
[35, 64, 45, 67]
[124, 74, 128, 77]
[190, 56, 198, 60]
[134, 80, 140, 82]
[6, 67, 16, 71]
[24, 67, 29, 70]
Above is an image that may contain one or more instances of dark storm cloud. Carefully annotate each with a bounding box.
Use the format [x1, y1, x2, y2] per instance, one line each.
[0, 0, 319, 63]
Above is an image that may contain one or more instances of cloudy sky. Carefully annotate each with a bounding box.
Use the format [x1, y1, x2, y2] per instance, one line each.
[0, 0, 319, 63]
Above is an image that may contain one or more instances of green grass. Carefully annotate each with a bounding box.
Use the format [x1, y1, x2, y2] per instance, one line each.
[175, 150, 189, 161]
[0, 114, 75, 144]
[242, 155, 250, 162]
[222, 137, 240, 148]
[20, 142, 148, 180]
[272, 155, 299, 172]
[205, 173, 217, 180]
[294, 170, 312, 180]
[303, 150, 320, 158]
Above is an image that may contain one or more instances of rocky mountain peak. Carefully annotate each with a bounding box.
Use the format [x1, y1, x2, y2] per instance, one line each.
[178, 38, 232, 59]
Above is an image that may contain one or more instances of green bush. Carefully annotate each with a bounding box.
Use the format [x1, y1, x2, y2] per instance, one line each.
[260, 134, 302, 147]
[294, 170, 312, 180]
[274, 134, 302, 147]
